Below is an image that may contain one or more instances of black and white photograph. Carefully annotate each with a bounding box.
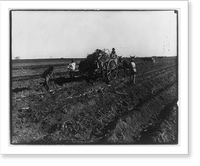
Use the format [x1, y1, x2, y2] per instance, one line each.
[10, 9, 178, 145]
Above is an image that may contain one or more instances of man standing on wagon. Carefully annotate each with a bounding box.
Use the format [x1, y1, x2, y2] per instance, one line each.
[68, 59, 76, 81]
[110, 48, 117, 59]
[110, 47, 119, 66]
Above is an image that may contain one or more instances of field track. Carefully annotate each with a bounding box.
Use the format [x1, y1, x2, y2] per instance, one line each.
[11, 57, 178, 144]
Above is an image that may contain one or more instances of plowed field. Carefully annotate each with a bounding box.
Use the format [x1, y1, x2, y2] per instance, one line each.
[11, 57, 178, 144]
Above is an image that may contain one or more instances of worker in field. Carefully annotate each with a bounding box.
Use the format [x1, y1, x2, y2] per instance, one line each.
[68, 59, 76, 81]
[41, 66, 56, 91]
[130, 56, 137, 84]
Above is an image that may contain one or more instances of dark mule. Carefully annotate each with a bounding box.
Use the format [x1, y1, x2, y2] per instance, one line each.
[122, 56, 137, 83]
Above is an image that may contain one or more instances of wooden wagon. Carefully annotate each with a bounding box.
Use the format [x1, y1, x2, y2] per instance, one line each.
[74, 49, 120, 82]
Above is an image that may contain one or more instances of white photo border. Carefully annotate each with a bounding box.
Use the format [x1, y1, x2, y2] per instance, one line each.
[0, 1, 188, 155]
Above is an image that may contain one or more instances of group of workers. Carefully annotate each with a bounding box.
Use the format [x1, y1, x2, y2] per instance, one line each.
[41, 48, 137, 91]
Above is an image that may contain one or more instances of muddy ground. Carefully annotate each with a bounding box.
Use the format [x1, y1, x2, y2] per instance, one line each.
[11, 57, 178, 144]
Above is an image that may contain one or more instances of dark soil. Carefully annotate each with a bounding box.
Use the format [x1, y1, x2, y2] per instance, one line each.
[11, 57, 178, 144]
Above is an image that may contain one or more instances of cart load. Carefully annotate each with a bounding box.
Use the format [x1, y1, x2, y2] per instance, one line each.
[79, 49, 119, 81]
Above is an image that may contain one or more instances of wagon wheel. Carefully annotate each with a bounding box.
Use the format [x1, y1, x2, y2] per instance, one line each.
[106, 59, 118, 81]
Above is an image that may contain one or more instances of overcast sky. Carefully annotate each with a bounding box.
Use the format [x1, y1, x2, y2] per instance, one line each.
[12, 10, 177, 59]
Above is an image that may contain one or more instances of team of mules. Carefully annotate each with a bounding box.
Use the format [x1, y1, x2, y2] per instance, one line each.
[78, 53, 138, 83]
[41, 50, 156, 91]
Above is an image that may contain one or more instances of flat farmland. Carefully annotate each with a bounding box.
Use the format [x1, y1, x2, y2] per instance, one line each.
[11, 57, 178, 144]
